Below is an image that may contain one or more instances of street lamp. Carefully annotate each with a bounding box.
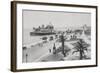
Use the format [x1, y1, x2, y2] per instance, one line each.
[23, 46, 28, 63]
[25, 53, 28, 63]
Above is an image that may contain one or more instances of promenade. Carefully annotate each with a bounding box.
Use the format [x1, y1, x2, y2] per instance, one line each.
[23, 33, 91, 63]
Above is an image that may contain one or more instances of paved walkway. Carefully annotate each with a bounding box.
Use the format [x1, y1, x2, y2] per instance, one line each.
[23, 34, 91, 63]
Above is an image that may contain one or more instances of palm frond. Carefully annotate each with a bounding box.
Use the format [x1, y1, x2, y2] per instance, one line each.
[73, 45, 80, 50]
[72, 50, 79, 55]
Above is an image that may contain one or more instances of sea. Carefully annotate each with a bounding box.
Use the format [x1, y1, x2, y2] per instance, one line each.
[22, 27, 67, 46]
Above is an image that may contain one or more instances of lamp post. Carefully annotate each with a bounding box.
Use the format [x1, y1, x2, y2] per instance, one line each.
[23, 47, 28, 63]
[25, 53, 28, 63]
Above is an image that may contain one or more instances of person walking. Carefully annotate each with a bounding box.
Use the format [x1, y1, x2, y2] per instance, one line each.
[53, 43, 56, 54]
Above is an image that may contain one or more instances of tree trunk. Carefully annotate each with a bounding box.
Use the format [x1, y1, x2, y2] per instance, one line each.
[80, 49, 83, 60]
[61, 34, 65, 57]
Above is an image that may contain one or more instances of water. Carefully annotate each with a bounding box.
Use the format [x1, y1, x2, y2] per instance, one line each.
[22, 27, 67, 46]
[23, 29, 42, 45]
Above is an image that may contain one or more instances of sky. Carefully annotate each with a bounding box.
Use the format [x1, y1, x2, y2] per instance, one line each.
[23, 10, 91, 30]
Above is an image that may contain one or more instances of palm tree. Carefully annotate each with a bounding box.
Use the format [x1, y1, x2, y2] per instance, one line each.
[57, 33, 71, 57]
[58, 33, 66, 57]
[72, 39, 90, 60]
